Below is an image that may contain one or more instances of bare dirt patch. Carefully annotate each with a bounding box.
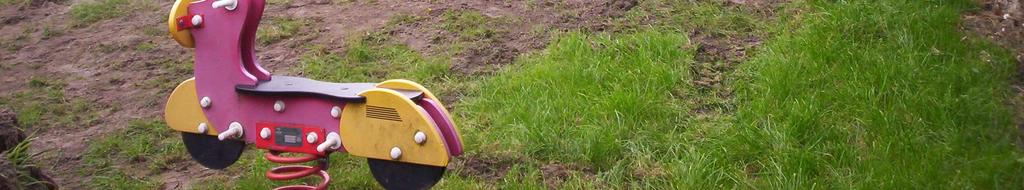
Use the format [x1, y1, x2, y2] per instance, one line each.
[450, 155, 515, 182]
[539, 161, 596, 189]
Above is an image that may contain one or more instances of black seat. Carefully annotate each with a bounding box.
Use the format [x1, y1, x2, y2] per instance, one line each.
[236, 76, 423, 103]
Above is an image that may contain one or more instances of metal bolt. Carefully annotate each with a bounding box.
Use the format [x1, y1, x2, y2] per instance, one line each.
[306, 132, 318, 144]
[197, 123, 208, 134]
[274, 100, 286, 112]
[200, 97, 212, 108]
[260, 127, 271, 139]
[330, 106, 341, 118]
[191, 15, 203, 26]
[390, 147, 402, 160]
[414, 131, 427, 144]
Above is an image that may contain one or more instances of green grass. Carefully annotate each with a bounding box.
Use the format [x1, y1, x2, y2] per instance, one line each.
[82, 119, 185, 189]
[0, 77, 97, 129]
[460, 31, 694, 188]
[70, 0, 156, 25]
[691, 0, 1024, 188]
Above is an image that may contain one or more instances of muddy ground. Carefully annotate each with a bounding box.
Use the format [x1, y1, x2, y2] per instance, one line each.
[0, 0, 1018, 189]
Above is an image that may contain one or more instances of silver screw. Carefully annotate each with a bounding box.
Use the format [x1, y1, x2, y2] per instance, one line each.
[274, 100, 286, 112]
[330, 106, 341, 118]
[200, 97, 212, 108]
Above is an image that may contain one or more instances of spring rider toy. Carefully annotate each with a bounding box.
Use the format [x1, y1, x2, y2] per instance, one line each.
[162, 0, 463, 189]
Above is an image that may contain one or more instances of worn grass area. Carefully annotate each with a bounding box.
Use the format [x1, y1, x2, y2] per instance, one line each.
[257, 17, 309, 45]
[191, 33, 459, 189]
[300, 35, 452, 84]
[693, 0, 1024, 188]
[70, 0, 157, 25]
[0, 78, 97, 130]
[81, 119, 186, 189]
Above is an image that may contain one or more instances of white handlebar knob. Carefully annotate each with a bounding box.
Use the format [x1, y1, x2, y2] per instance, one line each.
[212, 0, 238, 10]
[316, 132, 341, 153]
[218, 122, 243, 140]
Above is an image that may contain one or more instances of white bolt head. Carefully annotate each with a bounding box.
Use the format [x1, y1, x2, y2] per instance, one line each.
[191, 15, 203, 26]
[200, 97, 212, 108]
[306, 132, 318, 144]
[260, 127, 271, 139]
[197, 123, 208, 134]
[330, 106, 341, 118]
[390, 147, 402, 160]
[414, 131, 427, 144]
[273, 100, 286, 112]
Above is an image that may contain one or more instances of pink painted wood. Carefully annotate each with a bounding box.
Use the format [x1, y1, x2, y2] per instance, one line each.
[190, 0, 259, 136]
[189, 0, 456, 156]
[240, 0, 271, 81]
[421, 98, 463, 156]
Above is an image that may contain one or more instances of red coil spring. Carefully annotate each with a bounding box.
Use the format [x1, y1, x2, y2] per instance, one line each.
[264, 151, 330, 190]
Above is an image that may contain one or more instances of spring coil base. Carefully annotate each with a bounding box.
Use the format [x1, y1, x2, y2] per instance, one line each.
[265, 151, 331, 190]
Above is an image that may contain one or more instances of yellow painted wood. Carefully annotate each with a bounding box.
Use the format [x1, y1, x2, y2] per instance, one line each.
[376, 79, 462, 147]
[377, 80, 445, 113]
[164, 78, 218, 135]
[339, 88, 449, 167]
[168, 0, 194, 48]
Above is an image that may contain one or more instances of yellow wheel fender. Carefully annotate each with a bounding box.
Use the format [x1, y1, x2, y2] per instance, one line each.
[164, 78, 217, 135]
[168, 0, 195, 48]
[377, 79, 448, 115]
[376, 79, 462, 149]
[339, 88, 450, 167]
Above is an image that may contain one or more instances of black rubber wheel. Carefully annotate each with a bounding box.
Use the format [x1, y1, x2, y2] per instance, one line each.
[367, 158, 446, 190]
[181, 132, 245, 169]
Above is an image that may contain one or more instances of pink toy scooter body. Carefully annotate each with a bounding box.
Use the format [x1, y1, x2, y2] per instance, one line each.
[167, 0, 463, 189]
